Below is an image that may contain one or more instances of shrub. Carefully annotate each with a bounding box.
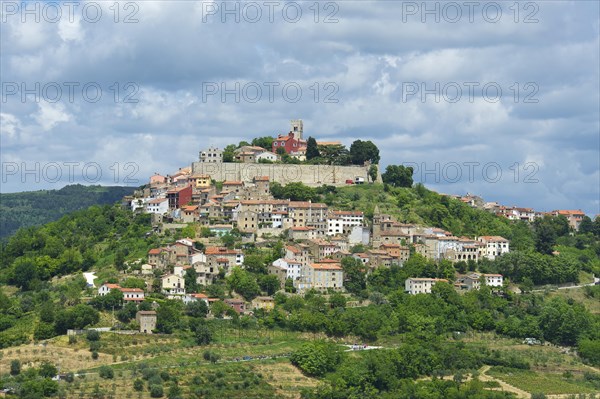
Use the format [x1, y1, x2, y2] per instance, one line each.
[584, 371, 600, 382]
[10, 359, 21, 376]
[194, 323, 213, 345]
[191, 375, 203, 385]
[150, 384, 164, 398]
[91, 351, 99, 360]
[99, 366, 114, 379]
[167, 384, 182, 399]
[148, 375, 163, 386]
[290, 341, 344, 377]
[39, 361, 58, 378]
[86, 330, 101, 341]
[578, 339, 600, 366]
[133, 378, 144, 391]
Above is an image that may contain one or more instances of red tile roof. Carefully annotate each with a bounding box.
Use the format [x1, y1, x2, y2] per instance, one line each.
[285, 245, 300, 254]
[102, 283, 121, 289]
[310, 262, 342, 270]
[478, 236, 509, 242]
[147, 198, 168, 204]
[119, 288, 144, 293]
[407, 277, 448, 282]
[205, 246, 240, 255]
[288, 201, 327, 208]
[331, 210, 363, 216]
[554, 209, 585, 216]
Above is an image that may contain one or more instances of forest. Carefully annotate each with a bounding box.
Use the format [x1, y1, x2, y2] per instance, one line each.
[0, 184, 136, 240]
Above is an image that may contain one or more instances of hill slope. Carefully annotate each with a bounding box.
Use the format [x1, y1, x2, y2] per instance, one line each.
[0, 184, 137, 239]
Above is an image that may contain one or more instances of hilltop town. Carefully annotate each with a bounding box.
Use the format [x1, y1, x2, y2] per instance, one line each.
[115, 120, 590, 328]
[2, 1, 598, 396]
[1, 122, 599, 399]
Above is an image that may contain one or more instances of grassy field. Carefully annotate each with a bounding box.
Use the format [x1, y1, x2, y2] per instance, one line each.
[487, 368, 600, 395]
[58, 361, 283, 399]
[0, 326, 318, 398]
[548, 287, 600, 314]
[256, 358, 319, 398]
[459, 333, 600, 396]
[2, 328, 600, 398]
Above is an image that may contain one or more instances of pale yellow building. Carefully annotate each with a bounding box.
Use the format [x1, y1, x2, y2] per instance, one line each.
[297, 262, 344, 293]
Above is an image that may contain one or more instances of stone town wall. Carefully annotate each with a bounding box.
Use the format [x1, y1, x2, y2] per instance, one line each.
[191, 162, 379, 187]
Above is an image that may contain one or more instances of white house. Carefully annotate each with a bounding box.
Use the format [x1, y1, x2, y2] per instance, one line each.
[352, 253, 370, 265]
[503, 207, 536, 222]
[120, 288, 145, 303]
[349, 225, 370, 245]
[162, 274, 185, 296]
[146, 198, 169, 214]
[272, 258, 303, 281]
[327, 211, 364, 236]
[482, 273, 503, 287]
[176, 238, 195, 247]
[141, 264, 154, 275]
[255, 151, 279, 162]
[131, 198, 150, 212]
[173, 265, 192, 278]
[183, 293, 209, 306]
[457, 273, 503, 291]
[272, 211, 286, 228]
[98, 283, 121, 296]
[477, 236, 510, 260]
[405, 277, 448, 295]
[190, 252, 207, 265]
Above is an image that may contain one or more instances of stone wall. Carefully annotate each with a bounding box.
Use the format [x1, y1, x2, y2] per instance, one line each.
[191, 162, 380, 187]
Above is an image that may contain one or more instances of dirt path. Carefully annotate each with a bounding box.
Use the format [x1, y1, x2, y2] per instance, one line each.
[479, 365, 531, 399]
[415, 365, 530, 398]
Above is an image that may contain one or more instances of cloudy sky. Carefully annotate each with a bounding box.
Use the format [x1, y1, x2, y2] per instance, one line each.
[1, 1, 599, 215]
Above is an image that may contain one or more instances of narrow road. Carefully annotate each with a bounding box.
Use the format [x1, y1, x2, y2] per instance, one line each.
[478, 365, 530, 399]
[532, 282, 596, 292]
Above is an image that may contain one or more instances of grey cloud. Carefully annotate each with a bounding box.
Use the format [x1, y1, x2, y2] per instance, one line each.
[0, 0, 598, 215]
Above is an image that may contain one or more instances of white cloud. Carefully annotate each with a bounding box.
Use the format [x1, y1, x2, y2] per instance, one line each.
[58, 17, 83, 42]
[31, 103, 72, 131]
[0, 113, 22, 142]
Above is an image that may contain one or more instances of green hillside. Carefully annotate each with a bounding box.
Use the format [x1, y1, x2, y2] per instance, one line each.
[1, 183, 600, 398]
[0, 184, 137, 240]
[2, 183, 599, 291]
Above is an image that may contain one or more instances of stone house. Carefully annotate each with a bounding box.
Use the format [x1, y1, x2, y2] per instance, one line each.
[136, 311, 157, 334]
